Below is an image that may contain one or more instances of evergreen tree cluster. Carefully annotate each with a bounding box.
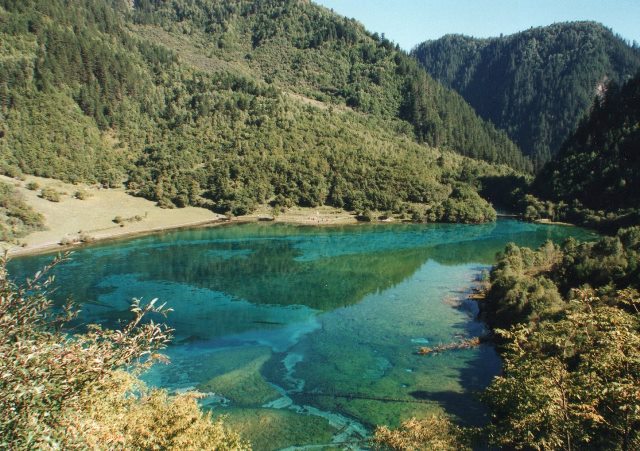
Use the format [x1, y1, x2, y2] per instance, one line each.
[507, 70, 640, 232]
[534, 70, 640, 214]
[412, 22, 640, 168]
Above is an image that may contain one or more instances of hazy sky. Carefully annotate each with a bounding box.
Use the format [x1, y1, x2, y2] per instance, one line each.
[313, 0, 640, 50]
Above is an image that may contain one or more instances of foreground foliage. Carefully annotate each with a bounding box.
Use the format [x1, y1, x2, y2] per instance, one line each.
[485, 289, 640, 450]
[482, 228, 640, 450]
[373, 415, 470, 450]
[0, 254, 247, 450]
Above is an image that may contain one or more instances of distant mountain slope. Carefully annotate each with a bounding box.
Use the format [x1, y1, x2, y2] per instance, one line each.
[412, 22, 640, 168]
[131, 0, 530, 170]
[533, 70, 640, 213]
[0, 0, 519, 223]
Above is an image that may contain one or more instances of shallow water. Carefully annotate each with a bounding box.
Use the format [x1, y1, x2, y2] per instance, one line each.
[9, 220, 596, 449]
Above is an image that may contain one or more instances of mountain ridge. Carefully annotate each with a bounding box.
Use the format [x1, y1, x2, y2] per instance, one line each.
[412, 21, 640, 168]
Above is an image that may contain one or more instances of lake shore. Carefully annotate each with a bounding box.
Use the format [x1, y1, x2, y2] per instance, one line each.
[1, 175, 360, 257]
[534, 218, 575, 227]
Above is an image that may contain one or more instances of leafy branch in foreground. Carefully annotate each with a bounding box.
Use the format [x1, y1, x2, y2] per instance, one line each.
[0, 252, 248, 450]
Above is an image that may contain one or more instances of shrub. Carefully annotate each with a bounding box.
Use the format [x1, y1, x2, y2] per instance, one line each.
[60, 236, 79, 245]
[356, 210, 373, 222]
[0, 182, 45, 241]
[79, 233, 95, 243]
[40, 187, 62, 202]
[74, 190, 91, 200]
[113, 215, 144, 225]
[0, 164, 22, 179]
[26, 182, 40, 191]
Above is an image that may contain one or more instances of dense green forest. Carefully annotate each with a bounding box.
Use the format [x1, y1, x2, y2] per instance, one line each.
[497, 70, 640, 232]
[130, 0, 529, 170]
[0, 0, 529, 229]
[412, 22, 640, 168]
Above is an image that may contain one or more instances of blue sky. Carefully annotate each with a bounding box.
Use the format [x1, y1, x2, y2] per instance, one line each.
[313, 0, 640, 50]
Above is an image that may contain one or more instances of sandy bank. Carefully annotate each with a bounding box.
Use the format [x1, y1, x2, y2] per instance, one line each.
[534, 218, 575, 227]
[1, 176, 360, 257]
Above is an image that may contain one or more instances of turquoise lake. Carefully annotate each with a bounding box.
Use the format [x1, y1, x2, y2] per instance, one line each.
[9, 220, 596, 449]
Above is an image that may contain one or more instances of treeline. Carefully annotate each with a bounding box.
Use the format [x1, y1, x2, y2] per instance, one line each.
[413, 22, 640, 168]
[485, 228, 639, 329]
[0, 0, 520, 225]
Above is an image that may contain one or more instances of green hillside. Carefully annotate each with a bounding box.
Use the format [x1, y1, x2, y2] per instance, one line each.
[0, 0, 530, 223]
[131, 0, 529, 170]
[413, 22, 640, 168]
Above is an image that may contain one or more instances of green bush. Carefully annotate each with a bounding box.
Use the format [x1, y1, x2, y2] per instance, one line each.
[74, 190, 91, 200]
[40, 187, 62, 202]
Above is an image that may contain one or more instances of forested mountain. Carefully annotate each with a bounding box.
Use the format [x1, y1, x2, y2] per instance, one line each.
[0, 0, 531, 223]
[412, 22, 640, 168]
[131, 0, 529, 170]
[532, 70, 640, 221]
